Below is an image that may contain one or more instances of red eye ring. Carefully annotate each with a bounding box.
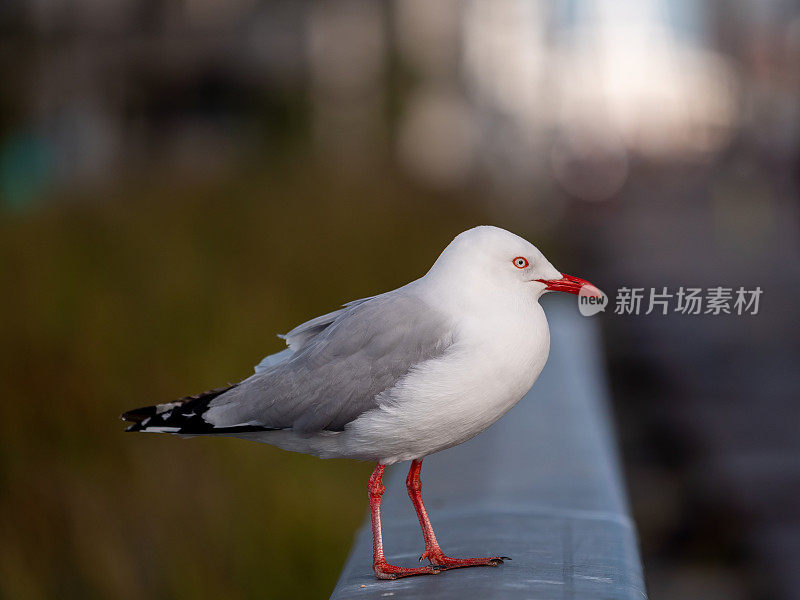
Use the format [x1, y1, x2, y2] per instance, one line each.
[513, 256, 529, 269]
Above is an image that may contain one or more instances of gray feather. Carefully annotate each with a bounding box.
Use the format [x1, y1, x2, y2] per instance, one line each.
[253, 296, 376, 373]
[207, 292, 453, 433]
[253, 348, 293, 374]
[282, 296, 376, 350]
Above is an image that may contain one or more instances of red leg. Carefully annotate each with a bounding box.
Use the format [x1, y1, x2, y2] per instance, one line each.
[406, 459, 508, 570]
[368, 463, 441, 580]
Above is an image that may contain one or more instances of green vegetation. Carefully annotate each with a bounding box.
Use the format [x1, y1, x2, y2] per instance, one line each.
[0, 166, 492, 599]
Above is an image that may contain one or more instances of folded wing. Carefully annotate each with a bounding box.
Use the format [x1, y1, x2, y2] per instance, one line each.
[207, 292, 453, 433]
[124, 291, 454, 436]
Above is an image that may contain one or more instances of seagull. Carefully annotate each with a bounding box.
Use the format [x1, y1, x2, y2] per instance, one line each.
[122, 225, 599, 580]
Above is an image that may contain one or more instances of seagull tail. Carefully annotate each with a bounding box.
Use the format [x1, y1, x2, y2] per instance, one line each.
[121, 384, 236, 433]
[121, 384, 279, 435]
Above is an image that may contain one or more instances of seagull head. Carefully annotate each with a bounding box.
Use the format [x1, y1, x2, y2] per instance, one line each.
[425, 226, 599, 305]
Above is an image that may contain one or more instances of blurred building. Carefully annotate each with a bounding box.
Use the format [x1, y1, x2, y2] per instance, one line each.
[5, 0, 796, 206]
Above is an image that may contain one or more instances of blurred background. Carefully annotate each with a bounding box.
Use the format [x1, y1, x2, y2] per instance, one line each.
[1, 0, 799, 598]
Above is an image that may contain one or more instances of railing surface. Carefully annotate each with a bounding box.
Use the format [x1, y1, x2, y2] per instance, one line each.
[329, 296, 647, 600]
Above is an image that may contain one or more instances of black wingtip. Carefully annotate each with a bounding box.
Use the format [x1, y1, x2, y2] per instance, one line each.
[118, 383, 281, 436]
[121, 405, 157, 423]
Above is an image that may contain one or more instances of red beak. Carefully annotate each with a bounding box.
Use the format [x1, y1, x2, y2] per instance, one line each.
[535, 273, 601, 296]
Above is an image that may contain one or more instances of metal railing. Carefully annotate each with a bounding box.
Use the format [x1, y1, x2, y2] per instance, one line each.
[329, 296, 647, 600]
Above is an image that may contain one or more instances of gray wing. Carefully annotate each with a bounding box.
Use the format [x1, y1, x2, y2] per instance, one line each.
[253, 296, 375, 374]
[205, 292, 454, 434]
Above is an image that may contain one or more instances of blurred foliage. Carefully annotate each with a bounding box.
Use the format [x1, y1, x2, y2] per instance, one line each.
[0, 165, 493, 599]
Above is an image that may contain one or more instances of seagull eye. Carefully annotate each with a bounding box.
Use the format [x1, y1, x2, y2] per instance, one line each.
[513, 257, 529, 269]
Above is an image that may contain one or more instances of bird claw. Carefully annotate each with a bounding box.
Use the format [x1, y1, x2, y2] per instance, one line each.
[426, 554, 509, 569]
[373, 562, 442, 579]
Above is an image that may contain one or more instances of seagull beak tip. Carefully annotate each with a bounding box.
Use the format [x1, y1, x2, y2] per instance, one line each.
[536, 273, 599, 296]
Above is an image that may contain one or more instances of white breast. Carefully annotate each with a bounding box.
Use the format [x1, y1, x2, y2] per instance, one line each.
[342, 303, 551, 464]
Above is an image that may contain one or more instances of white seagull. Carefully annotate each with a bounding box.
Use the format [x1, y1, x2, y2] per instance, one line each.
[122, 226, 599, 580]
